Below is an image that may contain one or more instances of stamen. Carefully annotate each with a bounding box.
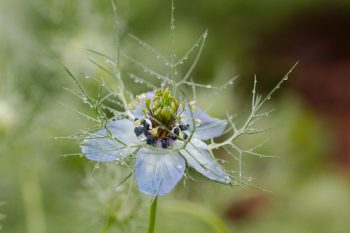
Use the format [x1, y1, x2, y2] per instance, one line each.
[146, 135, 156, 145]
[179, 131, 185, 140]
[134, 126, 145, 137]
[161, 139, 169, 149]
[183, 133, 188, 140]
[133, 118, 142, 127]
[173, 127, 179, 135]
[179, 124, 190, 131]
[141, 119, 150, 130]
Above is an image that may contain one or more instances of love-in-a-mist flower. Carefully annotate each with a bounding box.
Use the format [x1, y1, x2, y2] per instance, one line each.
[81, 88, 231, 196]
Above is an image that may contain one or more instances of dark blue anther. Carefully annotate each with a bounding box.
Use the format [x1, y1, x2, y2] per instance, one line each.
[161, 139, 169, 149]
[183, 133, 188, 140]
[144, 130, 151, 136]
[134, 126, 144, 137]
[171, 127, 180, 140]
[141, 120, 150, 130]
[146, 135, 156, 145]
[179, 124, 190, 131]
[173, 127, 179, 135]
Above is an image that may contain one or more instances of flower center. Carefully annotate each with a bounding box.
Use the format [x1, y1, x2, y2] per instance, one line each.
[133, 88, 189, 148]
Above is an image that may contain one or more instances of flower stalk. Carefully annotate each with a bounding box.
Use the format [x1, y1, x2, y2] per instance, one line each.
[147, 197, 158, 233]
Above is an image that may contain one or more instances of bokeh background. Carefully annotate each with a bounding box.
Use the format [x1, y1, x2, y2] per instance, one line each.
[1, 0, 350, 232]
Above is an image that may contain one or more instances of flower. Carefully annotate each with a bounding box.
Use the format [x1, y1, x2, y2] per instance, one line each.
[81, 88, 230, 196]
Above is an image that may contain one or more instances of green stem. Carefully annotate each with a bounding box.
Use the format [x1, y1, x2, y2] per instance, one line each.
[147, 197, 158, 233]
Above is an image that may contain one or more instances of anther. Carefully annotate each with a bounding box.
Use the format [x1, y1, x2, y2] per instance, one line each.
[183, 133, 188, 140]
[161, 139, 169, 149]
[146, 135, 156, 145]
[133, 118, 142, 127]
[178, 131, 188, 140]
[171, 127, 180, 140]
[173, 127, 179, 135]
[134, 126, 144, 137]
[179, 124, 190, 131]
[144, 130, 151, 136]
[141, 119, 150, 130]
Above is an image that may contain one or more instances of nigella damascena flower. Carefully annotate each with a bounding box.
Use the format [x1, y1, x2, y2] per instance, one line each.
[81, 88, 230, 196]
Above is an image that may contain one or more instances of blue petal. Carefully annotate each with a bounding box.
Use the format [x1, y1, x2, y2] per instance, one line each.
[178, 138, 231, 184]
[182, 106, 227, 140]
[130, 92, 155, 119]
[135, 148, 185, 196]
[81, 119, 141, 162]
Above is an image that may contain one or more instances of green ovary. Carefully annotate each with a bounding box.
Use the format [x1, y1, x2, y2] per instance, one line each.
[144, 88, 183, 138]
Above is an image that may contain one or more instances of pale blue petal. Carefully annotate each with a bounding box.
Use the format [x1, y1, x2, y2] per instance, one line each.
[194, 119, 227, 140]
[182, 106, 227, 140]
[130, 92, 155, 119]
[135, 148, 185, 196]
[178, 138, 231, 184]
[81, 119, 141, 162]
[107, 119, 141, 145]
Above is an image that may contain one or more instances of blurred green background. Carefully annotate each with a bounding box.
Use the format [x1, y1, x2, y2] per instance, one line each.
[1, 0, 350, 232]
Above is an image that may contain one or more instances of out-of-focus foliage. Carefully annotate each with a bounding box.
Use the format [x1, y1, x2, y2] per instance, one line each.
[0, 202, 5, 231]
[1, 0, 350, 233]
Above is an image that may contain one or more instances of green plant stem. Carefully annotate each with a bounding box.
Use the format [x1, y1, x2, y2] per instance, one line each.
[147, 197, 158, 233]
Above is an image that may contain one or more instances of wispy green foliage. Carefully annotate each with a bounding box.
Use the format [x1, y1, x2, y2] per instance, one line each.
[63, 0, 297, 195]
[77, 166, 148, 233]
